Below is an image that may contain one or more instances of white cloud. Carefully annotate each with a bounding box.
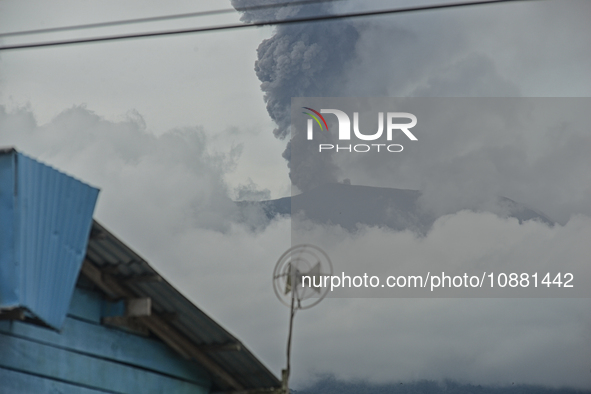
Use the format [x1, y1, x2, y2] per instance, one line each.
[286, 213, 591, 388]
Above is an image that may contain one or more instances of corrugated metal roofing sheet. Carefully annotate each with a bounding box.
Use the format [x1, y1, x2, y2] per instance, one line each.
[86, 220, 281, 392]
[0, 148, 99, 330]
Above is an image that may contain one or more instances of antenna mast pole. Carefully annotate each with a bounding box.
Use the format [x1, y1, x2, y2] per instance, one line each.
[283, 272, 296, 394]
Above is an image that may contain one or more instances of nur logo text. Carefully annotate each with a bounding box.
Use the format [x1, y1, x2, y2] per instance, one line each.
[303, 108, 417, 153]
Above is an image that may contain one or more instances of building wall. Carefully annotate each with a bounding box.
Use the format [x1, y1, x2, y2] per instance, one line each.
[0, 286, 212, 394]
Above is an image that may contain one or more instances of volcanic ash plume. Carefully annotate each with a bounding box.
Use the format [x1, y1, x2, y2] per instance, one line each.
[231, 0, 359, 191]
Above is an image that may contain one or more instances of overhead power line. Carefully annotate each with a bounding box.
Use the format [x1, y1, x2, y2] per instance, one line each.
[0, 9, 236, 38]
[0, 0, 345, 38]
[0, 0, 534, 51]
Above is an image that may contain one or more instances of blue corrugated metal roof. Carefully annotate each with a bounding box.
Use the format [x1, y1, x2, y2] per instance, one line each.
[0, 148, 99, 330]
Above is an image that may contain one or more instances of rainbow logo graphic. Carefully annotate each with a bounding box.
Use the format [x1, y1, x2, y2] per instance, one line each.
[302, 107, 328, 132]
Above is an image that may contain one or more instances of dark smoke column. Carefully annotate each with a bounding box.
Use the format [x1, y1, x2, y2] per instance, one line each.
[231, 0, 359, 191]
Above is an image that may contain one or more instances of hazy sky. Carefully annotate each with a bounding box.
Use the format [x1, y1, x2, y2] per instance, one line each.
[1, 0, 590, 389]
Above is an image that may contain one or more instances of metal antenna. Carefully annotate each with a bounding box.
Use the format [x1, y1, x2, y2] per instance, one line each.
[273, 245, 333, 394]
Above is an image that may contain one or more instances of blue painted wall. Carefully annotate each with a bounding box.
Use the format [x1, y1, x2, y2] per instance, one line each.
[0, 285, 212, 394]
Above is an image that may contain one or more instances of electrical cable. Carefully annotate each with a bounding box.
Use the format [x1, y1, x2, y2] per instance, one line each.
[0, 0, 347, 38]
[0, 0, 535, 51]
